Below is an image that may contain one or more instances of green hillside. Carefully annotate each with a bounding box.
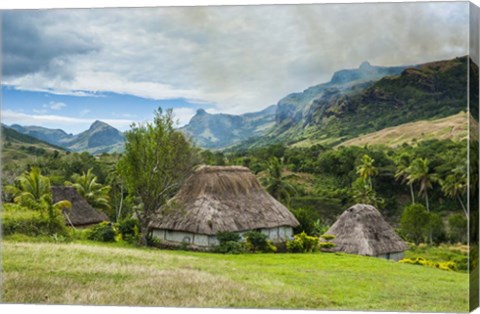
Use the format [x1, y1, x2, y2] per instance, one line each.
[2, 125, 66, 165]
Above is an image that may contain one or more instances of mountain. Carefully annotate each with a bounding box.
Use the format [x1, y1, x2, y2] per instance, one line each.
[10, 124, 73, 146]
[243, 56, 467, 149]
[180, 105, 276, 149]
[62, 120, 125, 155]
[10, 120, 125, 155]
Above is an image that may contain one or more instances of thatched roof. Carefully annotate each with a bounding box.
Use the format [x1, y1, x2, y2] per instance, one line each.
[325, 204, 408, 256]
[51, 186, 109, 226]
[149, 165, 299, 235]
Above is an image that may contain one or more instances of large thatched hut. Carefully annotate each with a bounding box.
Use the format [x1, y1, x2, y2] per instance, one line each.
[324, 204, 408, 261]
[149, 165, 299, 247]
[51, 186, 109, 227]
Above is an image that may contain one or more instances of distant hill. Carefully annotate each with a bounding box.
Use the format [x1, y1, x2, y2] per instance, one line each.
[2, 124, 66, 164]
[9, 120, 125, 155]
[180, 105, 276, 149]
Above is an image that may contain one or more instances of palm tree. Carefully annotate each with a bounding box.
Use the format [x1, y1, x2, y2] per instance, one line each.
[356, 154, 378, 188]
[394, 153, 415, 204]
[66, 168, 111, 211]
[261, 157, 296, 205]
[8, 167, 51, 209]
[440, 166, 467, 217]
[407, 158, 438, 212]
[7, 167, 71, 224]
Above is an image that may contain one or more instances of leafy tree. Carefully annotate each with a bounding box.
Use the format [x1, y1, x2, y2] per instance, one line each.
[440, 166, 467, 216]
[66, 168, 112, 213]
[400, 203, 430, 245]
[427, 212, 446, 244]
[352, 154, 383, 207]
[117, 108, 198, 245]
[261, 157, 296, 205]
[356, 154, 378, 186]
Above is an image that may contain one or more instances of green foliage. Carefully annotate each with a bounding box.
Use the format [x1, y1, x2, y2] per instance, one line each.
[400, 203, 430, 245]
[244, 231, 277, 253]
[87, 222, 117, 242]
[320, 234, 336, 241]
[427, 213, 447, 244]
[116, 217, 141, 244]
[291, 207, 325, 236]
[65, 168, 112, 212]
[214, 231, 245, 254]
[448, 213, 467, 243]
[216, 231, 242, 243]
[2, 207, 67, 237]
[399, 257, 457, 271]
[261, 157, 296, 205]
[117, 108, 198, 244]
[286, 232, 320, 253]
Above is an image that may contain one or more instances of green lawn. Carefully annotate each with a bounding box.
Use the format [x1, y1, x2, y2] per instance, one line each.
[1, 240, 469, 312]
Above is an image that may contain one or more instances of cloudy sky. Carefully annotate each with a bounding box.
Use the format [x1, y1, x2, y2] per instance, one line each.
[1, 2, 469, 133]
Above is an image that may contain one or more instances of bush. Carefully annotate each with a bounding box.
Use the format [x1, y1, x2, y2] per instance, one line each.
[214, 241, 245, 254]
[2, 208, 67, 237]
[400, 203, 430, 245]
[244, 231, 277, 253]
[286, 232, 320, 253]
[116, 217, 140, 243]
[448, 213, 467, 244]
[87, 222, 116, 242]
[399, 257, 458, 271]
[214, 231, 245, 254]
[320, 234, 336, 241]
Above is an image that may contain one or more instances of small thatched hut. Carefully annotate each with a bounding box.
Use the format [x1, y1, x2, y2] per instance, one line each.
[51, 186, 109, 227]
[324, 204, 408, 261]
[149, 165, 300, 247]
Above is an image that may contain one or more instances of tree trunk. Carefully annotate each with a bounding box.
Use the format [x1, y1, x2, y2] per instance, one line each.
[425, 189, 432, 245]
[458, 195, 468, 217]
[410, 184, 415, 204]
[139, 224, 149, 246]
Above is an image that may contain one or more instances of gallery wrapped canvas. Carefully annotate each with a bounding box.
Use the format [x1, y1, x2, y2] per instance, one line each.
[1, 1, 479, 313]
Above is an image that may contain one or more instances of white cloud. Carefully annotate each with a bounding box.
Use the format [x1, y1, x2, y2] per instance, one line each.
[172, 107, 196, 127]
[48, 101, 67, 110]
[3, 3, 469, 115]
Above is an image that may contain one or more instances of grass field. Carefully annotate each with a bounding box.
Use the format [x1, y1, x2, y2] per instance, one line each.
[1, 240, 469, 312]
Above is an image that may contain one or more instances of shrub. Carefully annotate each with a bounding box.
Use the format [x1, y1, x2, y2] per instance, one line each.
[117, 217, 141, 243]
[320, 234, 336, 241]
[319, 242, 336, 249]
[448, 213, 467, 244]
[2, 208, 67, 237]
[286, 232, 320, 253]
[244, 231, 277, 253]
[214, 231, 245, 254]
[399, 257, 459, 271]
[87, 222, 116, 242]
[400, 203, 430, 244]
[214, 241, 245, 254]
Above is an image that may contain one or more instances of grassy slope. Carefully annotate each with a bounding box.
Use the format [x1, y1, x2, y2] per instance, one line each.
[336, 111, 471, 148]
[2, 240, 468, 312]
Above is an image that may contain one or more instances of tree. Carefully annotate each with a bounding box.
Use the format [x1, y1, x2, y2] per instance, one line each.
[352, 154, 383, 207]
[400, 203, 430, 245]
[448, 213, 467, 243]
[261, 157, 296, 205]
[117, 108, 198, 245]
[407, 158, 438, 212]
[7, 167, 71, 231]
[440, 166, 467, 216]
[66, 168, 112, 213]
[394, 152, 415, 204]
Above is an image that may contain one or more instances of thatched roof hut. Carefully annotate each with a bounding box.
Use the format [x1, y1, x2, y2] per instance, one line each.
[51, 186, 109, 227]
[149, 165, 299, 246]
[325, 204, 408, 261]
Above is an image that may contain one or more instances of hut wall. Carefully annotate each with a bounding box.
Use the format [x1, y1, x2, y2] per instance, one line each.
[376, 251, 405, 262]
[152, 226, 294, 247]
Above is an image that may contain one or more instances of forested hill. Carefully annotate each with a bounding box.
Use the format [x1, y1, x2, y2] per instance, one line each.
[253, 56, 468, 148]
